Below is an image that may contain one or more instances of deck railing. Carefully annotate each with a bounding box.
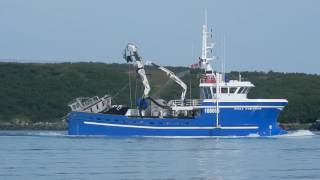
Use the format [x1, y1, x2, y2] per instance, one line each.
[170, 99, 202, 107]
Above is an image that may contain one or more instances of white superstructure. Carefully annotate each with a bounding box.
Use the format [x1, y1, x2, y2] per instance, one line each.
[197, 14, 255, 101]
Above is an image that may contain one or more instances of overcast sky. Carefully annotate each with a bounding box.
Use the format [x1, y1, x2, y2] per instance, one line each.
[0, 0, 319, 74]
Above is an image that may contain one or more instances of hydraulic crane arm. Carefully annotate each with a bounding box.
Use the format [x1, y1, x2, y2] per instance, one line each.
[123, 43, 187, 104]
[151, 62, 187, 101]
[123, 43, 151, 98]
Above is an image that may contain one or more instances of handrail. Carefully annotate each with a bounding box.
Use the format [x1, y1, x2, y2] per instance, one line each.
[169, 99, 202, 107]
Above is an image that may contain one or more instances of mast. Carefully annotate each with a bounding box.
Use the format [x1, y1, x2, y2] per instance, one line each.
[200, 10, 214, 74]
[200, 11, 220, 128]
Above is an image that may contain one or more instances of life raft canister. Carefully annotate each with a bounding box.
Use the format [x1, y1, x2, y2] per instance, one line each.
[201, 75, 216, 83]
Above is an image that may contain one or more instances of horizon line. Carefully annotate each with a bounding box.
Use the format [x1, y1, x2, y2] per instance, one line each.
[0, 59, 318, 75]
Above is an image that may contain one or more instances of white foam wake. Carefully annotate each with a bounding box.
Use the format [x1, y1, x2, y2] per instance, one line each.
[142, 131, 316, 139]
[26, 131, 67, 137]
[2, 130, 314, 138]
[275, 130, 315, 137]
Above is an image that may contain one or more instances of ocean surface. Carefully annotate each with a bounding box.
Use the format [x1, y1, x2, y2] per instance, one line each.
[0, 130, 319, 180]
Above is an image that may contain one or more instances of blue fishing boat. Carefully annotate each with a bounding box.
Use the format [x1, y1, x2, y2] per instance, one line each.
[66, 20, 288, 137]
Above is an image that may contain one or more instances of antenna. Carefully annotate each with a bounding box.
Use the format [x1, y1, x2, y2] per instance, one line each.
[191, 43, 194, 60]
[222, 34, 226, 82]
[221, 54, 224, 82]
[205, 8, 208, 26]
[189, 78, 192, 99]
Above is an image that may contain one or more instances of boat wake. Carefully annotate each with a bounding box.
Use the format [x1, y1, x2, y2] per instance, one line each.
[275, 130, 315, 138]
[141, 131, 316, 139]
[27, 131, 67, 137]
[0, 131, 67, 137]
[0, 130, 315, 139]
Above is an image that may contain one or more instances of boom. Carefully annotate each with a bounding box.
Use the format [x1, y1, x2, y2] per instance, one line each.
[123, 43, 187, 104]
[123, 43, 151, 98]
[151, 63, 187, 101]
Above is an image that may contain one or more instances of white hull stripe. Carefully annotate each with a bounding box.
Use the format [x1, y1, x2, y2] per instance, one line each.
[171, 106, 285, 111]
[219, 106, 284, 108]
[197, 106, 284, 108]
[83, 121, 259, 130]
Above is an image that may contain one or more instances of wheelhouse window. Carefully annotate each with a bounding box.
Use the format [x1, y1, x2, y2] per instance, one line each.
[236, 87, 251, 94]
[221, 87, 228, 94]
[240, 87, 248, 94]
[244, 87, 251, 94]
[229, 87, 237, 94]
[237, 87, 244, 94]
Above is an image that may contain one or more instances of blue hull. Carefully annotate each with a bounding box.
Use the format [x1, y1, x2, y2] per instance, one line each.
[67, 101, 288, 137]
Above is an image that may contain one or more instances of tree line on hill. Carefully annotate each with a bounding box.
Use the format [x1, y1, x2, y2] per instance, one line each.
[0, 62, 319, 124]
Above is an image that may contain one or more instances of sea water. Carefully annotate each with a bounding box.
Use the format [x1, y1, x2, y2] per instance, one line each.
[0, 130, 318, 180]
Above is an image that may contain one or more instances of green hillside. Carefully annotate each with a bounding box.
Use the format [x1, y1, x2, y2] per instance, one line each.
[0, 62, 319, 124]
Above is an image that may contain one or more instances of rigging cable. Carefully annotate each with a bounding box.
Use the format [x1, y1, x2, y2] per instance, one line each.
[135, 77, 138, 107]
[128, 64, 132, 108]
[112, 83, 130, 99]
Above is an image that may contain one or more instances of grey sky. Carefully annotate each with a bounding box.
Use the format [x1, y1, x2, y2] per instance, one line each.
[0, 0, 319, 74]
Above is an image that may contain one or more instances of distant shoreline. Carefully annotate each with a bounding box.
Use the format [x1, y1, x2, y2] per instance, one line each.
[0, 121, 67, 130]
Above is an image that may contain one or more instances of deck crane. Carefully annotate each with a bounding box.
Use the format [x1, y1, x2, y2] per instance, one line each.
[123, 43, 151, 98]
[123, 43, 187, 111]
[150, 62, 187, 102]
